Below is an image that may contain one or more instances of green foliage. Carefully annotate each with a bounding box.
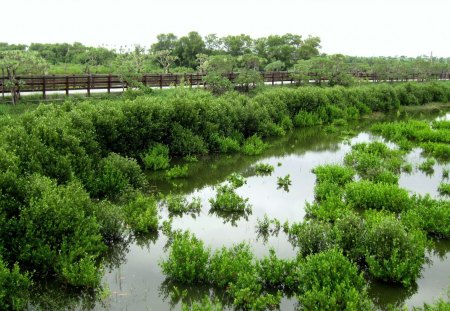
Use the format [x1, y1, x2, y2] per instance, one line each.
[421, 142, 450, 162]
[285, 221, 334, 257]
[257, 248, 300, 291]
[254, 163, 275, 176]
[241, 135, 267, 156]
[160, 231, 210, 284]
[226, 173, 246, 188]
[277, 174, 292, 191]
[209, 185, 251, 213]
[418, 158, 436, 175]
[401, 195, 450, 238]
[141, 144, 170, 170]
[0, 258, 30, 311]
[164, 194, 202, 217]
[181, 296, 223, 311]
[312, 164, 355, 186]
[94, 153, 145, 199]
[364, 211, 427, 286]
[18, 175, 105, 287]
[297, 249, 373, 310]
[333, 212, 366, 263]
[122, 194, 159, 234]
[345, 181, 411, 213]
[344, 142, 404, 184]
[166, 165, 189, 179]
[305, 195, 350, 222]
[438, 183, 450, 196]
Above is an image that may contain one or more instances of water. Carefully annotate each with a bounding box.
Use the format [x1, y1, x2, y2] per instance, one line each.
[34, 109, 450, 310]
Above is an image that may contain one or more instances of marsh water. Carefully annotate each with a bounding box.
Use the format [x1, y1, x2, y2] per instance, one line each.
[36, 108, 450, 310]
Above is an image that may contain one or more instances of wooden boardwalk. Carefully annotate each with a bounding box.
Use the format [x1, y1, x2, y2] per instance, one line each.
[1, 71, 450, 99]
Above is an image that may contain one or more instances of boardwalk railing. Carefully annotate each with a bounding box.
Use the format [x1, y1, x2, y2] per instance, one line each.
[1, 71, 450, 99]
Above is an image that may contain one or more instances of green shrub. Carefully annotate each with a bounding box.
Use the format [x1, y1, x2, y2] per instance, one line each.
[293, 111, 322, 127]
[164, 194, 202, 217]
[211, 135, 241, 153]
[160, 231, 210, 284]
[254, 163, 275, 176]
[181, 296, 223, 311]
[418, 158, 436, 175]
[93, 201, 125, 243]
[438, 183, 450, 196]
[285, 221, 334, 257]
[277, 174, 292, 191]
[226, 173, 246, 188]
[166, 165, 189, 179]
[305, 195, 350, 222]
[257, 249, 300, 291]
[312, 164, 355, 186]
[314, 180, 345, 202]
[297, 249, 373, 310]
[209, 185, 251, 213]
[18, 175, 105, 287]
[0, 258, 30, 311]
[170, 124, 208, 155]
[333, 212, 366, 263]
[241, 135, 267, 156]
[141, 143, 170, 170]
[94, 153, 145, 199]
[123, 194, 159, 234]
[364, 211, 427, 286]
[402, 195, 450, 238]
[345, 181, 411, 213]
[208, 243, 254, 288]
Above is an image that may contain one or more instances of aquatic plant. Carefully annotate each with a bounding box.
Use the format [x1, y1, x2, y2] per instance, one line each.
[297, 249, 373, 310]
[226, 173, 247, 188]
[312, 164, 355, 186]
[277, 174, 292, 191]
[123, 193, 159, 234]
[241, 135, 267, 156]
[141, 143, 170, 170]
[209, 185, 252, 213]
[418, 158, 436, 175]
[166, 164, 189, 179]
[164, 194, 202, 217]
[254, 163, 275, 176]
[438, 183, 450, 197]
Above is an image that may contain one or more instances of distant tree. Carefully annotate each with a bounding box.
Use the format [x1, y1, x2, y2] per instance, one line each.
[222, 34, 253, 56]
[202, 55, 236, 94]
[297, 36, 321, 60]
[204, 34, 223, 54]
[114, 45, 150, 88]
[151, 33, 178, 53]
[265, 60, 285, 72]
[174, 31, 205, 68]
[0, 51, 47, 104]
[152, 49, 179, 74]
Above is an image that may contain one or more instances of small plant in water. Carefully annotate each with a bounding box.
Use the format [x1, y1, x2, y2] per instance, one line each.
[242, 135, 268, 156]
[141, 143, 170, 171]
[209, 184, 252, 213]
[254, 163, 275, 176]
[183, 154, 198, 163]
[164, 194, 202, 217]
[438, 183, 450, 197]
[226, 173, 246, 188]
[277, 175, 292, 191]
[166, 165, 189, 179]
[418, 158, 436, 175]
[443, 168, 450, 179]
[256, 214, 281, 242]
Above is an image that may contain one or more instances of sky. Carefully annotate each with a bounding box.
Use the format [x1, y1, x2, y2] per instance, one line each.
[2, 0, 449, 57]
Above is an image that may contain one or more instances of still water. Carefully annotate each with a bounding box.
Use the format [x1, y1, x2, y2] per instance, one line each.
[98, 110, 449, 310]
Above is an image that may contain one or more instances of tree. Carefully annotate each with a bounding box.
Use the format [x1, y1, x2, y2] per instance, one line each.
[113, 45, 150, 88]
[0, 51, 47, 104]
[202, 55, 236, 95]
[151, 33, 178, 53]
[152, 50, 179, 74]
[204, 34, 223, 54]
[174, 31, 205, 68]
[222, 34, 253, 56]
[297, 36, 321, 60]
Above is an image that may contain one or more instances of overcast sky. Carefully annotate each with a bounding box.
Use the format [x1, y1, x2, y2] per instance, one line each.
[2, 0, 449, 57]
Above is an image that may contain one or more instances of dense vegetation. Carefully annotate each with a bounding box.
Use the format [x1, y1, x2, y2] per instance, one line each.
[0, 81, 450, 308]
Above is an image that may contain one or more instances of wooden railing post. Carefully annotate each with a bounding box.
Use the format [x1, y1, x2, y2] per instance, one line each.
[108, 74, 111, 93]
[65, 76, 69, 96]
[87, 75, 91, 97]
[42, 75, 46, 99]
[159, 74, 163, 89]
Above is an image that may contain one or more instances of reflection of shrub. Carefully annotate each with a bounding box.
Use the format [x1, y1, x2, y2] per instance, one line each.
[141, 144, 170, 170]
